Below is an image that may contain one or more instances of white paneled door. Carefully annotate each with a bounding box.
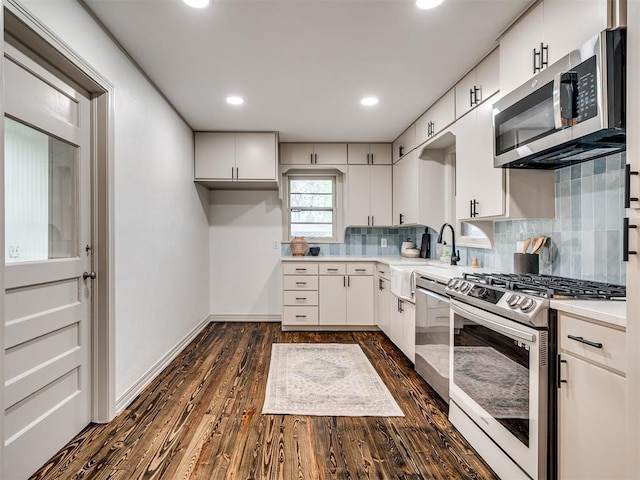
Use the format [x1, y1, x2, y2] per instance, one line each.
[3, 44, 92, 480]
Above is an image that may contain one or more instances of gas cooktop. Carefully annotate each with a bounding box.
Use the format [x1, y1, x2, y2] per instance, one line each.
[461, 273, 626, 300]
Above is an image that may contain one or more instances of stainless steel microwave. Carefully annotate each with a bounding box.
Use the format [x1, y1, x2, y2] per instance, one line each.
[493, 29, 626, 169]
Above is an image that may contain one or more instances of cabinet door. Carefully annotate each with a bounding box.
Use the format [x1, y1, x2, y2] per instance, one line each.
[417, 90, 456, 145]
[319, 276, 347, 325]
[347, 165, 371, 226]
[280, 143, 314, 165]
[369, 143, 392, 165]
[194, 132, 235, 179]
[559, 354, 626, 480]
[347, 144, 370, 165]
[235, 133, 276, 180]
[455, 69, 477, 119]
[393, 124, 416, 163]
[499, 2, 544, 94]
[347, 275, 374, 326]
[389, 297, 403, 349]
[475, 48, 500, 105]
[401, 301, 416, 363]
[543, 0, 607, 65]
[369, 166, 392, 227]
[393, 151, 418, 225]
[376, 278, 391, 336]
[455, 102, 504, 220]
[314, 143, 347, 165]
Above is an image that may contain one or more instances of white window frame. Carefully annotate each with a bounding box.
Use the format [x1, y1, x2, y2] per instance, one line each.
[283, 171, 344, 243]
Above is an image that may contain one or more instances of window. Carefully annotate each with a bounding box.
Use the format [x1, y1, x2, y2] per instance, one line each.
[287, 175, 337, 241]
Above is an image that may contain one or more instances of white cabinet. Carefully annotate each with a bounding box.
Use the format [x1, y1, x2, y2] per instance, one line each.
[393, 124, 416, 163]
[557, 312, 626, 480]
[415, 89, 455, 146]
[454, 100, 555, 221]
[346, 275, 374, 326]
[282, 262, 319, 327]
[376, 276, 391, 337]
[347, 143, 392, 165]
[499, 0, 607, 94]
[195, 132, 277, 184]
[455, 49, 500, 119]
[319, 275, 347, 325]
[280, 143, 347, 165]
[392, 147, 445, 228]
[389, 295, 415, 362]
[393, 151, 417, 226]
[348, 165, 392, 227]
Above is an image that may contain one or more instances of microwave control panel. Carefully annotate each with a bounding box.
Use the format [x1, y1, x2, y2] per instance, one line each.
[574, 56, 598, 123]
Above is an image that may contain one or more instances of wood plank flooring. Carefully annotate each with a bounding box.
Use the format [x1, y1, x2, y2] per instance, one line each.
[30, 322, 498, 480]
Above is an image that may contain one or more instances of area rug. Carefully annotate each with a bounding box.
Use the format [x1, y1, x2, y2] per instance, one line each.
[262, 343, 404, 417]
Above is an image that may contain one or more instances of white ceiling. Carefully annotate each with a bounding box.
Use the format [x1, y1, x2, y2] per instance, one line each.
[83, 0, 531, 142]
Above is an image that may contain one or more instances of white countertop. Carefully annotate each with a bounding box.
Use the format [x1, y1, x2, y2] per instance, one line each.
[281, 255, 627, 327]
[550, 299, 626, 329]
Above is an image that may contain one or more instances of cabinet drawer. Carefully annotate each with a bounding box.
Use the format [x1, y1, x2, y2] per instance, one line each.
[283, 276, 318, 291]
[283, 291, 319, 306]
[319, 263, 346, 275]
[282, 263, 318, 275]
[346, 263, 374, 275]
[376, 264, 389, 279]
[283, 306, 318, 326]
[559, 313, 626, 373]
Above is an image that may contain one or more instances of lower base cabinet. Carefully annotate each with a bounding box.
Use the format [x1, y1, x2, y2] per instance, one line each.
[282, 261, 374, 328]
[557, 312, 626, 479]
[389, 295, 415, 362]
[376, 277, 391, 336]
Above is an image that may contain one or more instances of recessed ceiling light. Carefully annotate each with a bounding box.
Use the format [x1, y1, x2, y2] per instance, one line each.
[416, 0, 444, 9]
[361, 97, 379, 106]
[183, 0, 210, 8]
[226, 96, 244, 105]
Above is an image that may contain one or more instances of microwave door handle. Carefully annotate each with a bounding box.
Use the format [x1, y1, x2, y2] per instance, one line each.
[554, 71, 579, 129]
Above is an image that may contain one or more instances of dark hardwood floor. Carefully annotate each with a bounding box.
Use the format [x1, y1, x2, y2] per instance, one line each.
[30, 322, 497, 480]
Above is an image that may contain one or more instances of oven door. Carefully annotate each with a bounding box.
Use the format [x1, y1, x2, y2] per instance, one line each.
[449, 299, 548, 480]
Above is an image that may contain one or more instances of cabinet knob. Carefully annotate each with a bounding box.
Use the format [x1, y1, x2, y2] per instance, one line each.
[83, 271, 97, 280]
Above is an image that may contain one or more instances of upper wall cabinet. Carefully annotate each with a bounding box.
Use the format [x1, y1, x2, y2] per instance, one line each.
[280, 143, 347, 165]
[415, 89, 455, 147]
[499, 0, 607, 94]
[455, 49, 500, 119]
[392, 124, 416, 163]
[347, 165, 392, 227]
[195, 132, 278, 188]
[454, 100, 555, 221]
[347, 143, 392, 165]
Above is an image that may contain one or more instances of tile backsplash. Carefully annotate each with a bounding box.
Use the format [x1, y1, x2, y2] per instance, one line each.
[282, 154, 626, 285]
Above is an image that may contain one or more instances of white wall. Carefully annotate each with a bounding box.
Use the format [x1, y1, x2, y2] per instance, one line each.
[209, 190, 282, 317]
[21, 0, 210, 402]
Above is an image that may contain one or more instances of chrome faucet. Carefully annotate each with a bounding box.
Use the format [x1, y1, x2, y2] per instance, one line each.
[437, 223, 460, 266]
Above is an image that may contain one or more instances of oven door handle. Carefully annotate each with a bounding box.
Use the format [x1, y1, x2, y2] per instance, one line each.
[416, 286, 449, 304]
[451, 302, 535, 343]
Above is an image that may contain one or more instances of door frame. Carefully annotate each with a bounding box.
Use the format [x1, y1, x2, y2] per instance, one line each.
[2, 0, 116, 432]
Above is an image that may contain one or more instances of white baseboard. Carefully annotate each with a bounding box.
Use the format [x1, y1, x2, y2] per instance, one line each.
[209, 314, 282, 323]
[115, 315, 211, 414]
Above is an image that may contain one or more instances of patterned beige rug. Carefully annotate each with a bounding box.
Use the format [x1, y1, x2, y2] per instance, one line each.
[262, 343, 404, 417]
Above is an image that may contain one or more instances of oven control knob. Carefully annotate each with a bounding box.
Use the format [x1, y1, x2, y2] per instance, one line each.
[507, 294, 521, 308]
[453, 280, 463, 291]
[520, 298, 536, 313]
[447, 279, 457, 289]
[477, 287, 489, 299]
[460, 282, 472, 293]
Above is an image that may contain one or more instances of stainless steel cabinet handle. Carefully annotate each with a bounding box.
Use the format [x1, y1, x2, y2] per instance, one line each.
[567, 335, 603, 349]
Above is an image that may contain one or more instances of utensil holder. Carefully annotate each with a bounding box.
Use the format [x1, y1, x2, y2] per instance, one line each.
[513, 253, 539, 274]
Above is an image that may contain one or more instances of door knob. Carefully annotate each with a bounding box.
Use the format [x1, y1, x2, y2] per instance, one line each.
[83, 271, 97, 280]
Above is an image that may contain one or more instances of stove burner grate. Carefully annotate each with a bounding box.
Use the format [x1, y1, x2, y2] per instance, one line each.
[462, 273, 626, 300]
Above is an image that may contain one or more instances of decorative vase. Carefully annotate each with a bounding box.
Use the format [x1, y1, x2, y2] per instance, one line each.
[290, 237, 308, 256]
